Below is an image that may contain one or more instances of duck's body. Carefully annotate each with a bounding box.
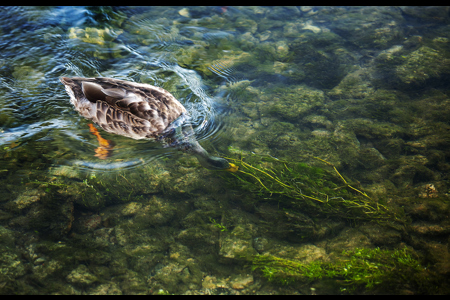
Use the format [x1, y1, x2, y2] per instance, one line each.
[60, 77, 187, 140]
[60, 77, 237, 171]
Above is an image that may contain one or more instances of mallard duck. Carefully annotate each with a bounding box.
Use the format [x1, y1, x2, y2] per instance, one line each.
[60, 77, 238, 172]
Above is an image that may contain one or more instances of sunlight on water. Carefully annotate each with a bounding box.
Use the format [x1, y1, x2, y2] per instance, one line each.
[0, 6, 235, 171]
[2, 6, 450, 295]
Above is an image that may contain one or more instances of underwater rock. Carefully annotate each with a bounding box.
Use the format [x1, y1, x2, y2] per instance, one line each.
[324, 228, 372, 253]
[149, 258, 203, 294]
[114, 270, 148, 295]
[235, 17, 258, 34]
[123, 237, 167, 257]
[201, 275, 227, 289]
[169, 168, 206, 194]
[178, 8, 190, 18]
[411, 222, 450, 236]
[68, 27, 122, 45]
[283, 21, 300, 38]
[418, 183, 439, 198]
[75, 214, 102, 233]
[389, 156, 436, 189]
[229, 274, 254, 290]
[208, 52, 252, 78]
[0, 249, 28, 291]
[358, 224, 401, 246]
[118, 202, 143, 217]
[301, 20, 322, 34]
[311, 129, 330, 138]
[344, 118, 405, 140]
[256, 203, 319, 243]
[425, 242, 450, 276]
[272, 61, 288, 74]
[67, 27, 123, 59]
[30, 259, 64, 285]
[7, 188, 44, 211]
[284, 19, 322, 37]
[0, 227, 28, 292]
[236, 31, 258, 51]
[300, 6, 314, 12]
[303, 114, 333, 130]
[324, 7, 404, 50]
[234, 92, 259, 120]
[49, 166, 81, 178]
[177, 227, 218, 250]
[253, 237, 270, 253]
[264, 243, 330, 266]
[0, 225, 15, 248]
[130, 196, 177, 227]
[357, 146, 386, 169]
[258, 30, 271, 42]
[89, 282, 122, 295]
[406, 196, 450, 222]
[327, 67, 374, 100]
[395, 46, 450, 86]
[275, 40, 289, 60]
[8, 198, 74, 239]
[66, 264, 98, 286]
[219, 224, 257, 262]
[259, 85, 325, 122]
[399, 6, 450, 23]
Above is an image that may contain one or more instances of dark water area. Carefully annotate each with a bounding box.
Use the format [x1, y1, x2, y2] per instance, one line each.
[1, 6, 450, 294]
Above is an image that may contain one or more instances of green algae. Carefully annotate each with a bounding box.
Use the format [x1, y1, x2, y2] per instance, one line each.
[223, 154, 406, 227]
[251, 246, 435, 293]
[209, 217, 228, 232]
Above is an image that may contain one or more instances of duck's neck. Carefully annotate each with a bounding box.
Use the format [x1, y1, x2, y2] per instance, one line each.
[176, 125, 214, 165]
[165, 122, 230, 170]
[186, 139, 232, 170]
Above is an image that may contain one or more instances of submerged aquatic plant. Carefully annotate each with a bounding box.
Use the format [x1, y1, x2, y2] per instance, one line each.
[252, 247, 434, 293]
[223, 154, 405, 225]
[209, 217, 228, 232]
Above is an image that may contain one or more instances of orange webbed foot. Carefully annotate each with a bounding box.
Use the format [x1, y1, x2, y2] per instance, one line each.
[88, 123, 115, 159]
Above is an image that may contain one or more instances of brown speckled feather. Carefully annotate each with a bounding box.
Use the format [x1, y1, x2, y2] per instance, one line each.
[60, 77, 187, 139]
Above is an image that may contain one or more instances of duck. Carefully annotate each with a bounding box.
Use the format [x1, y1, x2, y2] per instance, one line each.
[60, 77, 238, 172]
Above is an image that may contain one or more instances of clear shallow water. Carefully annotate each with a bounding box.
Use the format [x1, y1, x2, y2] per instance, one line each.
[1, 6, 450, 295]
[0, 6, 234, 170]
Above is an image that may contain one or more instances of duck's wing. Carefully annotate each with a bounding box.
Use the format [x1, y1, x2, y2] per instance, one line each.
[61, 77, 187, 140]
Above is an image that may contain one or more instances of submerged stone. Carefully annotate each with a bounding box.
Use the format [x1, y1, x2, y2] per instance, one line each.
[396, 46, 450, 86]
[260, 85, 325, 122]
[68, 27, 122, 45]
[66, 264, 98, 285]
[230, 274, 254, 290]
[219, 224, 258, 262]
[178, 8, 190, 18]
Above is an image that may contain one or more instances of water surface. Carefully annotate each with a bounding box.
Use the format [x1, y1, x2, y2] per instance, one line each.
[1, 6, 450, 295]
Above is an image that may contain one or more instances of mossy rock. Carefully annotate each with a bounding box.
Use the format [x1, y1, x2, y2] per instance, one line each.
[67, 27, 124, 59]
[66, 264, 98, 286]
[68, 27, 122, 45]
[260, 85, 325, 122]
[395, 46, 450, 86]
[219, 224, 258, 262]
[234, 17, 258, 34]
[327, 67, 374, 100]
[345, 118, 405, 140]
